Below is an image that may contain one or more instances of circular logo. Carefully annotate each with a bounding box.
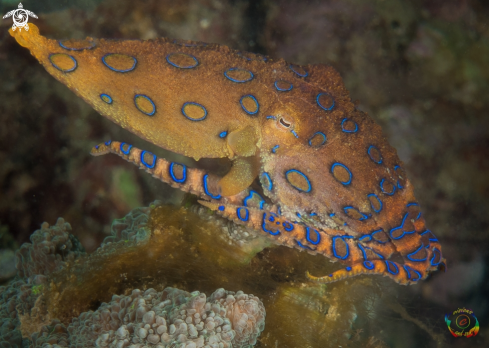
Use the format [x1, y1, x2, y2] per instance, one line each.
[13, 9, 28, 27]
[445, 308, 479, 338]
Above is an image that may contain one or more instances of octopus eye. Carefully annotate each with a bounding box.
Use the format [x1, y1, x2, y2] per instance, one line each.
[279, 117, 291, 128]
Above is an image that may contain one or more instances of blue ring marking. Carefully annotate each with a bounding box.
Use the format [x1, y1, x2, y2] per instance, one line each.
[165, 53, 199, 69]
[237, 207, 249, 222]
[59, 39, 95, 51]
[407, 202, 421, 220]
[285, 169, 312, 193]
[403, 265, 421, 281]
[343, 207, 369, 221]
[363, 261, 375, 270]
[308, 132, 327, 147]
[274, 80, 293, 91]
[346, 267, 352, 271]
[296, 240, 315, 250]
[291, 130, 299, 138]
[203, 174, 221, 199]
[316, 93, 335, 111]
[384, 260, 399, 275]
[218, 205, 225, 211]
[332, 236, 353, 260]
[102, 53, 137, 72]
[262, 213, 280, 235]
[329, 213, 335, 217]
[268, 215, 275, 222]
[389, 213, 415, 240]
[224, 68, 254, 83]
[219, 131, 228, 138]
[406, 243, 427, 262]
[49, 54, 77, 72]
[182, 102, 207, 121]
[140, 151, 156, 169]
[371, 229, 388, 244]
[430, 247, 442, 266]
[95, 145, 99, 150]
[310, 212, 317, 216]
[266, 115, 277, 120]
[277, 206, 282, 215]
[243, 190, 265, 209]
[120, 142, 132, 155]
[276, 222, 280, 225]
[358, 235, 371, 242]
[134, 94, 156, 116]
[367, 193, 383, 213]
[262, 172, 273, 191]
[100, 94, 113, 104]
[289, 64, 308, 77]
[380, 178, 396, 195]
[239, 95, 259, 115]
[283, 222, 294, 232]
[394, 165, 405, 189]
[104, 140, 112, 146]
[331, 163, 353, 185]
[271, 145, 279, 153]
[296, 212, 301, 218]
[306, 227, 320, 245]
[356, 243, 368, 261]
[420, 230, 438, 243]
[169, 162, 187, 183]
[370, 249, 385, 260]
[367, 145, 383, 164]
[341, 118, 358, 133]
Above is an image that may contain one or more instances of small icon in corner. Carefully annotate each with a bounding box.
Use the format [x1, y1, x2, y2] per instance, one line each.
[2, 3, 38, 32]
[445, 307, 479, 338]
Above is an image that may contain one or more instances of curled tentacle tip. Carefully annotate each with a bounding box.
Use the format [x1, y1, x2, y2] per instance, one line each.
[305, 270, 329, 283]
[90, 143, 110, 156]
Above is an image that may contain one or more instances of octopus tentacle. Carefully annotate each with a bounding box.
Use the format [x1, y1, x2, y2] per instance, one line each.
[90, 141, 274, 211]
[306, 260, 416, 285]
[200, 200, 447, 285]
[91, 141, 242, 205]
[307, 242, 446, 285]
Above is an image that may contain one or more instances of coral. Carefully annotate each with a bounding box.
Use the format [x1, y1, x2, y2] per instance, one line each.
[0, 218, 86, 348]
[2, 202, 453, 348]
[102, 204, 153, 246]
[0, 279, 28, 348]
[15, 218, 85, 279]
[64, 287, 265, 348]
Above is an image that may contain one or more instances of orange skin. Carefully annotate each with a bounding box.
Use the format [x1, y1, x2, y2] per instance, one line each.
[10, 24, 445, 285]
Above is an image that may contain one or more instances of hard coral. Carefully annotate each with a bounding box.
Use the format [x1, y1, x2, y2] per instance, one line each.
[1, 218, 86, 348]
[15, 218, 85, 279]
[3, 201, 423, 348]
[36, 287, 265, 348]
[102, 205, 153, 246]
